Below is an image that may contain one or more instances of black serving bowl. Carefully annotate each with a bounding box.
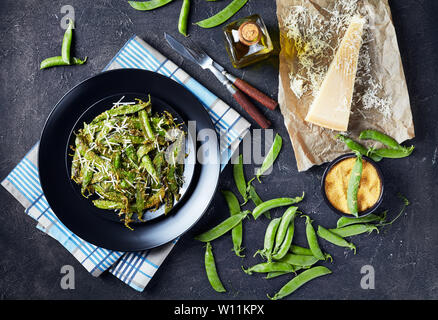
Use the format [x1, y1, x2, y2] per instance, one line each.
[321, 153, 384, 218]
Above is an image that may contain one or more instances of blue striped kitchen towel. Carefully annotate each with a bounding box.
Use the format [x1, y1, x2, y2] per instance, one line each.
[1, 35, 250, 292]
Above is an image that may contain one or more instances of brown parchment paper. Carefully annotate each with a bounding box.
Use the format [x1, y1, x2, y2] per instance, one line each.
[276, 0, 415, 171]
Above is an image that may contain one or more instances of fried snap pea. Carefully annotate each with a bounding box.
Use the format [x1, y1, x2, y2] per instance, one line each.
[195, 210, 250, 242]
[267, 266, 332, 300]
[317, 226, 357, 254]
[252, 193, 304, 220]
[256, 133, 282, 182]
[205, 242, 226, 293]
[222, 190, 245, 257]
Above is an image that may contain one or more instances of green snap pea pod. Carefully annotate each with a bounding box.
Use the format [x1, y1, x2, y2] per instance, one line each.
[347, 153, 363, 217]
[81, 165, 93, 195]
[71, 148, 81, 181]
[303, 215, 325, 261]
[196, 0, 248, 28]
[256, 133, 282, 182]
[40, 56, 87, 69]
[265, 269, 299, 279]
[246, 178, 270, 219]
[178, 0, 190, 37]
[242, 262, 295, 275]
[233, 154, 248, 204]
[288, 245, 332, 261]
[254, 217, 281, 262]
[204, 242, 226, 293]
[329, 224, 379, 238]
[289, 245, 313, 256]
[164, 192, 174, 214]
[272, 223, 295, 260]
[222, 190, 244, 257]
[92, 199, 125, 210]
[273, 206, 297, 254]
[372, 147, 414, 159]
[195, 210, 250, 242]
[92, 101, 150, 123]
[128, 0, 173, 11]
[136, 143, 154, 160]
[336, 211, 387, 228]
[277, 253, 318, 267]
[252, 193, 304, 220]
[135, 183, 146, 219]
[335, 134, 382, 162]
[359, 129, 412, 152]
[317, 226, 356, 254]
[139, 110, 155, 141]
[61, 19, 74, 64]
[268, 266, 332, 300]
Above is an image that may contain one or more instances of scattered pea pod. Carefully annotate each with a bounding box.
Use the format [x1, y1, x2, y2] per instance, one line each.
[317, 226, 357, 254]
[195, 210, 250, 242]
[373, 147, 414, 159]
[254, 217, 281, 262]
[336, 211, 387, 228]
[252, 193, 305, 220]
[246, 178, 270, 219]
[128, 0, 173, 11]
[336, 134, 382, 162]
[273, 206, 297, 254]
[359, 129, 410, 152]
[222, 190, 245, 257]
[178, 0, 190, 37]
[329, 224, 379, 238]
[40, 56, 87, 70]
[61, 20, 74, 64]
[196, 0, 248, 28]
[242, 262, 295, 275]
[267, 266, 332, 300]
[233, 154, 248, 204]
[347, 152, 363, 217]
[205, 242, 226, 292]
[289, 245, 313, 256]
[265, 270, 297, 279]
[303, 215, 326, 261]
[256, 133, 283, 182]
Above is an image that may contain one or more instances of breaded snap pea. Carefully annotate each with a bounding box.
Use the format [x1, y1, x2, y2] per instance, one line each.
[252, 193, 304, 220]
[242, 262, 295, 275]
[195, 210, 250, 242]
[204, 242, 226, 293]
[268, 266, 332, 300]
[317, 226, 356, 254]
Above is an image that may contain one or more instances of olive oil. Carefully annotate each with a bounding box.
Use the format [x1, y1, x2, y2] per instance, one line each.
[223, 14, 274, 69]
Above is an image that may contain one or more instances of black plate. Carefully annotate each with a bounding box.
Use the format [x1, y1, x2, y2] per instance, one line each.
[39, 69, 220, 251]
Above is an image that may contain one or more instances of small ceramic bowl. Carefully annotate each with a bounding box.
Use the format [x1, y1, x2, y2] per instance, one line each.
[321, 153, 384, 218]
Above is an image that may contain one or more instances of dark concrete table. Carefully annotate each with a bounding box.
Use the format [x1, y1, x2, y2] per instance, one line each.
[1, 0, 437, 300]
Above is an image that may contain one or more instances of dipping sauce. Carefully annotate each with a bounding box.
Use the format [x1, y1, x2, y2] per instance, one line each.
[324, 157, 382, 214]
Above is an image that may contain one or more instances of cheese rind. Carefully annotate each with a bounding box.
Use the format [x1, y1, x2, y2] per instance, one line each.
[305, 15, 366, 131]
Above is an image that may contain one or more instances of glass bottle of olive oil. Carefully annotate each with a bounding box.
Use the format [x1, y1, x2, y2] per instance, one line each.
[223, 14, 274, 69]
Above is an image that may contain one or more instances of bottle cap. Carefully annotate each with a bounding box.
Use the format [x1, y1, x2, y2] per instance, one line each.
[238, 21, 261, 46]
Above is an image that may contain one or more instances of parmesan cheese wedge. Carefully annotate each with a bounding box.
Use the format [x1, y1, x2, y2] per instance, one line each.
[305, 15, 366, 131]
